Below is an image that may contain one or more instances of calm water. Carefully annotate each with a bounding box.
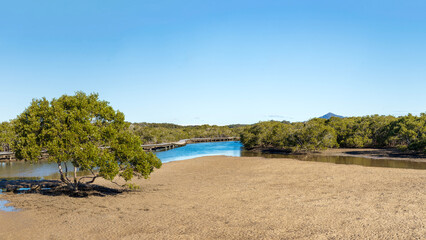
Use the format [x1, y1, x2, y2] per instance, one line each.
[0, 161, 61, 179]
[0, 141, 424, 179]
[241, 151, 426, 170]
[0, 161, 90, 179]
[156, 141, 242, 163]
[0, 189, 18, 212]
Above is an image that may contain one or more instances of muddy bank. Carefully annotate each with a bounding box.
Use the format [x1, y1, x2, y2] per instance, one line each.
[319, 148, 426, 162]
[245, 147, 426, 162]
[1, 156, 425, 239]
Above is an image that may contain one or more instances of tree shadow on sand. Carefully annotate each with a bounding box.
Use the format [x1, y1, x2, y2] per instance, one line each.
[0, 179, 126, 198]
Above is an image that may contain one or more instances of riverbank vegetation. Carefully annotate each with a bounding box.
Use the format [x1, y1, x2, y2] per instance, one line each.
[0, 121, 13, 152]
[1, 122, 244, 152]
[240, 114, 426, 153]
[130, 123, 243, 144]
[2, 104, 424, 155]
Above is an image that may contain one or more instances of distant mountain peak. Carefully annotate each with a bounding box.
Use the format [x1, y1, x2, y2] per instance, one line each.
[319, 112, 344, 119]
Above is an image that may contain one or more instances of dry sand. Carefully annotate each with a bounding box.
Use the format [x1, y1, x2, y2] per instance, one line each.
[1, 156, 425, 239]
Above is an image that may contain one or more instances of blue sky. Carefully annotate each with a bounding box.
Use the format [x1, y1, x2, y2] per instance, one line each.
[1, 0, 425, 125]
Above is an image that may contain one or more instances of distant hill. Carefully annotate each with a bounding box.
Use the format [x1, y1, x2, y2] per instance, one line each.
[319, 112, 344, 119]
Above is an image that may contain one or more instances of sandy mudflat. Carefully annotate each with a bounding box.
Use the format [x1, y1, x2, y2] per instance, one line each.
[0, 156, 425, 240]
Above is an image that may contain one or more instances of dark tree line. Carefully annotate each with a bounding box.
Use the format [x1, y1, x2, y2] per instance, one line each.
[0, 121, 13, 152]
[240, 114, 426, 153]
[130, 123, 242, 144]
[3, 112, 425, 154]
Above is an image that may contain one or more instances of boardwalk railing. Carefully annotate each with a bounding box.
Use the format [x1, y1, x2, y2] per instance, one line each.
[141, 137, 240, 151]
[0, 151, 15, 162]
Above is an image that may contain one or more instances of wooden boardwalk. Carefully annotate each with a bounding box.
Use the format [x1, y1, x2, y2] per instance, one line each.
[0, 137, 240, 161]
[141, 137, 240, 151]
[0, 151, 15, 162]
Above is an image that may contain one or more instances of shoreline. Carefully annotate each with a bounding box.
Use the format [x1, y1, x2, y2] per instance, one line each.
[317, 148, 426, 162]
[1, 156, 425, 239]
[245, 147, 426, 162]
[3, 143, 425, 163]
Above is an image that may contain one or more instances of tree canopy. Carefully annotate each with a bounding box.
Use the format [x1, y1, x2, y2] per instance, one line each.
[13, 92, 162, 191]
[240, 114, 426, 153]
[130, 122, 241, 144]
[0, 121, 14, 152]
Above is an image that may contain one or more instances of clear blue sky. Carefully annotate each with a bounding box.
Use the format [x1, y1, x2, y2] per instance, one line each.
[1, 0, 425, 125]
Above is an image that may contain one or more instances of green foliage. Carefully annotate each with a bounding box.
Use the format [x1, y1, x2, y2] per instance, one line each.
[240, 121, 290, 149]
[12, 92, 162, 190]
[131, 122, 241, 144]
[385, 113, 426, 152]
[125, 183, 141, 190]
[240, 113, 426, 153]
[0, 121, 14, 152]
[241, 120, 337, 151]
[292, 119, 338, 151]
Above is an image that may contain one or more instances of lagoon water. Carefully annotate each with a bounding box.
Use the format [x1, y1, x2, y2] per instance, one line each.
[0, 141, 424, 179]
[0, 141, 243, 179]
[0, 199, 15, 212]
[0, 189, 18, 212]
[0, 161, 62, 179]
[242, 151, 426, 170]
[156, 141, 242, 163]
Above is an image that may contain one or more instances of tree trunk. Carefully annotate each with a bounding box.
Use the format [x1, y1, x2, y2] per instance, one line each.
[57, 163, 70, 184]
[73, 166, 78, 192]
[57, 163, 80, 192]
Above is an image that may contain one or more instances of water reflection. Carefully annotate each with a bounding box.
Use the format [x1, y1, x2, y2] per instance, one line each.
[0, 142, 424, 180]
[241, 151, 426, 170]
[0, 161, 61, 178]
[0, 161, 91, 180]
